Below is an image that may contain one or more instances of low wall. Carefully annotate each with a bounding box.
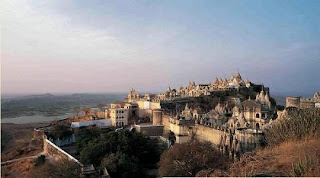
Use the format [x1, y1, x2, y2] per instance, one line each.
[43, 135, 82, 166]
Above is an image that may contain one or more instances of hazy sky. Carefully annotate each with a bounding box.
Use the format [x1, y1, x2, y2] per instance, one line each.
[2, 0, 320, 96]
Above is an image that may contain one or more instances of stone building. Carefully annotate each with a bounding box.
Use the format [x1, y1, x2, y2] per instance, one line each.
[286, 96, 301, 108]
[286, 92, 319, 109]
[231, 88, 275, 130]
[109, 107, 129, 127]
[127, 88, 140, 102]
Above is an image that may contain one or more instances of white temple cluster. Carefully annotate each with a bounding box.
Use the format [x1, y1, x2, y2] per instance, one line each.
[175, 87, 276, 131]
[156, 72, 252, 101]
[127, 72, 255, 102]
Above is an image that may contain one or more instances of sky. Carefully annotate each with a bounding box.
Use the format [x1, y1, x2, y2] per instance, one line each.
[2, 0, 320, 96]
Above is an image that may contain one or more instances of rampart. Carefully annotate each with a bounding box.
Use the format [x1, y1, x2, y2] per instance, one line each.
[43, 135, 82, 166]
[34, 128, 82, 166]
[167, 120, 263, 159]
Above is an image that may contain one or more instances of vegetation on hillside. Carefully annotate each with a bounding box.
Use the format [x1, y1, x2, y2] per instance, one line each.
[47, 125, 73, 140]
[30, 159, 81, 178]
[264, 108, 320, 146]
[75, 127, 165, 178]
[229, 108, 320, 177]
[158, 139, 230, 177]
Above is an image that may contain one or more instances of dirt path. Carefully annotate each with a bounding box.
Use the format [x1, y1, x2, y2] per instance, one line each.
[1, 151, 46, 165]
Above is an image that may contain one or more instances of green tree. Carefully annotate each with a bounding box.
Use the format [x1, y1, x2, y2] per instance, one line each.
[48, 125, 72, 140]
[78, 129, 163, 177]
[74, 127, 101, 153]
[158, 140, 230, 177]
[101, 152, 140, 178]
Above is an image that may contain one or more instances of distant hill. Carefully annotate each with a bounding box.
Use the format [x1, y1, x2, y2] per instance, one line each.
[271, 95, 286, 106]
[21, 93, 55, 99]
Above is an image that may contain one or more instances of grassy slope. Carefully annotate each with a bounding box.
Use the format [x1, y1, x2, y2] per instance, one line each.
[228, 109, 320, 177]
[229, 139, 320, 176]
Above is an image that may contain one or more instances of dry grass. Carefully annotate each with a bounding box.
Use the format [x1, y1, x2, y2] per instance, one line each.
[264, 108, 320, 146]
[207, 108, 320, 177]
[1, 123, 46, 162]
[1, 159, 36, 178]
[229, 139, 320, 176]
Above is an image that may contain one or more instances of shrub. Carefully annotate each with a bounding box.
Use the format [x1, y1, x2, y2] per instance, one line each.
[34, 155, 46, 166]
[31, 159, 81, 177]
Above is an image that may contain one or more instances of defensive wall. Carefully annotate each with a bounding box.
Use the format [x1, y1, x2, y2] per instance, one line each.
[43, 135, 82, 166]
[166, 117, 263, 157]
[286, 96, 316, 109]
[34, 128, 82, 166]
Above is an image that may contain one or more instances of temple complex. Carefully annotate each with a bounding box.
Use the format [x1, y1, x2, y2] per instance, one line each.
[104, 72, 281, 159]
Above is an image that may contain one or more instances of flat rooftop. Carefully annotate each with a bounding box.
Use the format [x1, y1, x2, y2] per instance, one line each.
[135, 123, 164, 128]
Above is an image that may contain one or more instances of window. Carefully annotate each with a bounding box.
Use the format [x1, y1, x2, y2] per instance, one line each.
[262, 113, 265, 118]
[256, 113, 260, 118]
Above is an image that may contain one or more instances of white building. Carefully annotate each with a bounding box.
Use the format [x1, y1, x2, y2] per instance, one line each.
[71, 119, 111, 128]
[109, 108, 129, 127]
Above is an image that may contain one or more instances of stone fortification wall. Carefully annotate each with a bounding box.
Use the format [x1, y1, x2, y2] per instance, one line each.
[33, 128, 82, 165]
[286, 96, 316, 109]
[193, 125, 225, 146]
[169, 122, 190, 137]
[300, 99, 315, 109]
[168, 121, 263, 157]
[137, 109, 153, 119]
[286, 96, 300, 108]
[162, 114, 171, 129]
[43, 135, 82, 166]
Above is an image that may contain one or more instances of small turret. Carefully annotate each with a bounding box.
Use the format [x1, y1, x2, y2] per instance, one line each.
[265, 93, 270, 102]
[255, 93, 259, 101]
[236, 72, 242, 79]
[184, 103, 190, 111]
[245, 79, 251, 88]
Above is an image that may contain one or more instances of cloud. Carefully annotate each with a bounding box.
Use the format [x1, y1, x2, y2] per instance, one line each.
[1, 0, 171, 93]
[2, 0, 319, 95]
[1, 0, 139, 62]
